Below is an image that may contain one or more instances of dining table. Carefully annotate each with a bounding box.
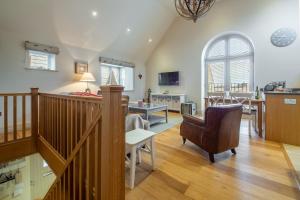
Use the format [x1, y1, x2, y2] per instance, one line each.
[204, 97, 265, 137]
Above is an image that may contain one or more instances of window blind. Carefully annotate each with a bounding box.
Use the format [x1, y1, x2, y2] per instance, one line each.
[207, 40, 226, 59]
[28, 50, 56, 70]
[229, 38, 251, 56]
[25, 41, 59, 55]
[100, 66, 111, 85]
[99, 57, 135, 68]
[205, 35, 254, 92]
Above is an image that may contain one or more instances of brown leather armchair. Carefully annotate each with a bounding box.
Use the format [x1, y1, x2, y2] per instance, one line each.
[180, 104, 243, 162]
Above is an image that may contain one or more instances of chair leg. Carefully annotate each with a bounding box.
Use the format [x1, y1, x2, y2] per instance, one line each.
[182, 137, 186, 144]
[248, 118, 251, 136]
[209, 153, 215, 163]
[231, 148, 236, 154]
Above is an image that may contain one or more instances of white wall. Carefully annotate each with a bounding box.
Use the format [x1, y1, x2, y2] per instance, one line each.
[146, 0, 300, 112]
[0, 29, 145, 101]
[0, 29, 147, 130]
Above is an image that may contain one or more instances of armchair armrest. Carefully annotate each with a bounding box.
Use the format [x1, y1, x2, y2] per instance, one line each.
[182, 115, 205, 127]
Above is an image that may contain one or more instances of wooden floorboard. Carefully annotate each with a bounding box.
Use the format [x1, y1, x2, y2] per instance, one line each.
[125, 117, 300, 200]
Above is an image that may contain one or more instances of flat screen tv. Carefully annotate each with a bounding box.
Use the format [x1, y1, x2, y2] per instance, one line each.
[159, 71, 179, 86]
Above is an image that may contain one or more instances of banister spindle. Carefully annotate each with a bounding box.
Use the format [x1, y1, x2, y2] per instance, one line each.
[3, 96, 8, 142]
[31, 88, 39, 143]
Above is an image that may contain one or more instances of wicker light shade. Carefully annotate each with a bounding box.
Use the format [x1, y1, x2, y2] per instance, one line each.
[175, 0, 215, 22]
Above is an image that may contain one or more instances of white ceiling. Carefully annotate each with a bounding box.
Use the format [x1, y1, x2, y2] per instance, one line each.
[0, 0, 177, 62]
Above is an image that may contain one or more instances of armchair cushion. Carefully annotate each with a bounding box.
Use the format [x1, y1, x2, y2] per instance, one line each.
[182, 115, 205, 127]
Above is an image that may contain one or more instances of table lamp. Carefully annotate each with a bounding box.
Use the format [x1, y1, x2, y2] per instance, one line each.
[80, 72, 96, 93]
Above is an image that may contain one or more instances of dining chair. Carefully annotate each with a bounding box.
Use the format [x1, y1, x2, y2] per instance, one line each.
[229, 92, 257, 135]
[207, 92, 226, 107]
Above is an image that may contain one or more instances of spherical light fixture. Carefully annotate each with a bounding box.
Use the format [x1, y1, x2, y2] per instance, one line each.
[175, 0, 215, 23]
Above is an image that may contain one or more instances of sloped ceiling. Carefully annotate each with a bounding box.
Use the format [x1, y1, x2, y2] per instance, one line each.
[0, 0, 177, 62]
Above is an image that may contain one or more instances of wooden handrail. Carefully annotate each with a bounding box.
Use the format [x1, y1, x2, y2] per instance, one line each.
[0, 93, 31, 96]
[39, 92, 103, 103]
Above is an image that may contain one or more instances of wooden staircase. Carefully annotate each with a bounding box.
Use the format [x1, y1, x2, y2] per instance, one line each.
[0, 86, 126, 200]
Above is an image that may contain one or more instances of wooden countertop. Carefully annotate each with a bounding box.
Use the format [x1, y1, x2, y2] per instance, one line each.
[265, 91, 300, 95]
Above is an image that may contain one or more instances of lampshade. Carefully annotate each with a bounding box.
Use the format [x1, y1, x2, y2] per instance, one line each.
[80, 72, 96, 82]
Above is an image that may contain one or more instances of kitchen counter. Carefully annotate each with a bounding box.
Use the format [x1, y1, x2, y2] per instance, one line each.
[265, 93, 300, 146]
[264, 91, 300, 95]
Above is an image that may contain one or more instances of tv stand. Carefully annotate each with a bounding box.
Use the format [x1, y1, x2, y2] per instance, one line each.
[151, 94, 186, 112]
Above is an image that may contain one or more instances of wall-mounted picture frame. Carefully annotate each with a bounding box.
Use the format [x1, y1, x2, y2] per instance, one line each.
[75, 62, 88, 74]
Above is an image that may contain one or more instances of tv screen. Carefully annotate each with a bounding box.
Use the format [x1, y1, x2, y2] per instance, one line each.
[159, 71, 179, 86]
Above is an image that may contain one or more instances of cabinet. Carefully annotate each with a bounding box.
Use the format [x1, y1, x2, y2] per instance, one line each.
[265, 93, 300, 146]
[151, 94, 186, 112]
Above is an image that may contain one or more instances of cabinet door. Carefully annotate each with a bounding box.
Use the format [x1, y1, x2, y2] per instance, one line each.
[165, 96, 172, 109]
[152, 96, 158, 104]
[172, 97, 181, 111]
[158, 96, 165, 105]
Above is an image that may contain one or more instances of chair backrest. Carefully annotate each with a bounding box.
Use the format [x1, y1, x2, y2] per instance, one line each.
[205, 104, 243, 152]
[123, 95, 130, 116]
[229, 92, 254, 114]
[207, 92, 226, 106]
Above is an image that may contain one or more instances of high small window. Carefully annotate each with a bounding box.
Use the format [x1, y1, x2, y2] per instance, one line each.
[27, 50, 56, 71]
[100, 63, 134, 91]
[205, 34, 254, 93]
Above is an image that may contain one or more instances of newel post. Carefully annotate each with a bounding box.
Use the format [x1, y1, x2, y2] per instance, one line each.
[100, 85, 125, 200]
[31, 88, 39, 143]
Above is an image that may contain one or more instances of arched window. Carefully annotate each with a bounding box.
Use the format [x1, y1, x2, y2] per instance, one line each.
[205, 34, 254, 93]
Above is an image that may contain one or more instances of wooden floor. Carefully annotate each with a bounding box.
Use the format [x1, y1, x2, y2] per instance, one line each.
[125, 116, 300, 200]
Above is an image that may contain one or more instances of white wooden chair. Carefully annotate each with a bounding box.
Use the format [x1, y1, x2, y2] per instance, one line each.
[229, 92, 257, 135]
[125, 129, 157, 189]
[207, 92, 226, 107]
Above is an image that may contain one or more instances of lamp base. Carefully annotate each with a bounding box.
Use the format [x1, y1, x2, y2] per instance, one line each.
[85, 88, 91, 93]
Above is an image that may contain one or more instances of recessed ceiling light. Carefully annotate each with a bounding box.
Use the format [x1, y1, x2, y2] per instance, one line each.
[126, 28, 131, 33]
[92, 11, 98, 17]
[148, 38, 153, 43]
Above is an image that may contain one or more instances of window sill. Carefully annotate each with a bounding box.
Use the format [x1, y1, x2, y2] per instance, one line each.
[25, 67, 58, 72]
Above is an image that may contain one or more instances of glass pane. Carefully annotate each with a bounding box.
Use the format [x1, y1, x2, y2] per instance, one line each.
[207, 61, 225, 92]
[230, 58, 251, 92]
[207, 40, 226, 59]
[120, 67, 134, 91]
[100, 66, 110, 85]
[229, 38, 251, 56]
[29, 50, 52, 70]
[111, 67, 120, 84]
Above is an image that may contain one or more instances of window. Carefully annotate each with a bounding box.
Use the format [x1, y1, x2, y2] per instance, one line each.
[100, 63, 134, 91]
[205, 34, 254, 93]
[26, 50, 56, 71]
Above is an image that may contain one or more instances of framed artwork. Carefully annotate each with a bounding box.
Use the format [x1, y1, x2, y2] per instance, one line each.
[75, 62, 88, 74]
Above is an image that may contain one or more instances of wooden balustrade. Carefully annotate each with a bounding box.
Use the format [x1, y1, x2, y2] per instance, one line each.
[0, 88, 38, 163]
[42, 111, 103, 200]
[40, 86, 125, 200]
[0, 86, 126, 199]
[38, 93, 103, 160]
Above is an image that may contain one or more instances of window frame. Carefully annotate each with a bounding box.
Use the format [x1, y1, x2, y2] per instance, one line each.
[100, 63, 135, 92]
[25, 50, 57, 72]
[204, 34, 254, 93]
